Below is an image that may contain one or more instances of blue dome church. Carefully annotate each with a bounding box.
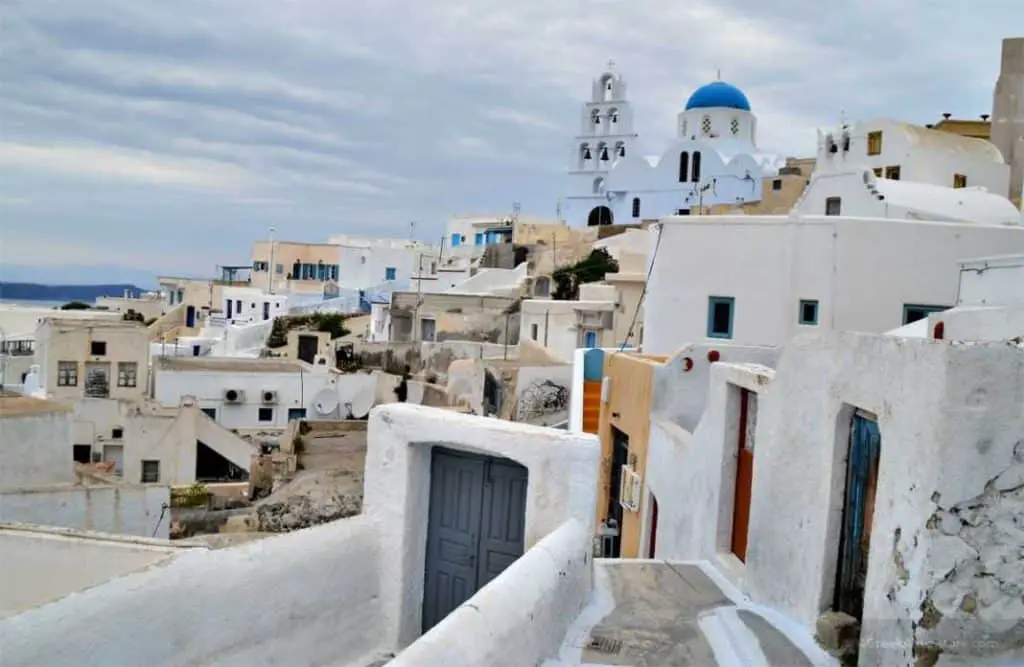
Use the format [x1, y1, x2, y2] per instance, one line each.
[562, 67, 784, 227]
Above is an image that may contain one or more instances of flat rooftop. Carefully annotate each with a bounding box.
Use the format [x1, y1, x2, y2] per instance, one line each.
[0, 392, 72, 418]
[155, 357, 309, 373]
[41, 317, 146, 329]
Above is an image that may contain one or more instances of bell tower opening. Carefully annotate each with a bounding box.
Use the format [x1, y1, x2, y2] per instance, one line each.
[587, 206, 614, 227]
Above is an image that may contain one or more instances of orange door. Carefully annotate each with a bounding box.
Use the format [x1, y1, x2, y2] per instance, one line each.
[731, 389, 754, 562]
[582, 380, 602, 434]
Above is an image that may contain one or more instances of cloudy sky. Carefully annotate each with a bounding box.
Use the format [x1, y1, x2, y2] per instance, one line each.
[0, 0, 1013, 280]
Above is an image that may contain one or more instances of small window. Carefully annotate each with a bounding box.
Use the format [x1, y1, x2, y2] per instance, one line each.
[867, 131, 883, 156]
[707, 296, 735, 339]
[117, 362, 138, 387]
[772, 179, 782, 191]
[884, 165, 901, 180]
[631, 197, 641, 218]
[953, 173, 967, 188]
[73, 444, 92, 463]
[201, 407, 217, 420]
[825, 196, 842, 216]
[799, 299, 819, 325]
[730, 118, 740, 135]
[385, 267, 397, 281]
[258, 407, 274, 422]
[691, 151, 702, 183]
[701, 115, 712, 136]
[678, 152, 689, 183]
[872, 167, 883, 177]
[288, 408, 307, 421]
[58, 361, 78, 387]
[90, 341, 107, 356]
[903, 304, 948, 325]
[531, 323, 539, 340]
[111, 427, 123, 439]
[141, 460, 160, 483]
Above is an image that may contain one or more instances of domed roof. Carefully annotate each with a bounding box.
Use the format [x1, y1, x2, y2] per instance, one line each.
[685, 81, 751, 111]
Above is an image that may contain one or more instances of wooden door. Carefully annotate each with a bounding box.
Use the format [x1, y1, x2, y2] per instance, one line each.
[730, 389, 757, 562]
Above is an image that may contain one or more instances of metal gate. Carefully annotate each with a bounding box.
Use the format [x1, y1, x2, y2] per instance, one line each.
[422, 447, 527, 633]
[835, 411, 881, 619]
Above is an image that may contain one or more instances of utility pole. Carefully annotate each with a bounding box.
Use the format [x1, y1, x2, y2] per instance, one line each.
[409, 221, 416, 242]
[413, 252, 423, 342]
[268, 226, 277, 294]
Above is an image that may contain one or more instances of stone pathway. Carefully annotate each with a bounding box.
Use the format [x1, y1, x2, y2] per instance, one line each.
[547, 560, 820, 666]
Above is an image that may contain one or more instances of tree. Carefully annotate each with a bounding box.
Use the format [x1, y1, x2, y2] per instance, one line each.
[60, 301, 91, 310]
[551, 248, 619, 300]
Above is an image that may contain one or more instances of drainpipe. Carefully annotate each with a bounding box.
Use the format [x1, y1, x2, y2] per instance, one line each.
[544, 309, 549, 346]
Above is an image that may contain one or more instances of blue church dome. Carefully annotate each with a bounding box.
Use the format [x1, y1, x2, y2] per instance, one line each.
[684, 81, 751, 111]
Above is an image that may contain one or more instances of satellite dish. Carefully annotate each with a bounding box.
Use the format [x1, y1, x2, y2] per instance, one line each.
[347, 380, 375, 419]
[313, 389, 339, 416]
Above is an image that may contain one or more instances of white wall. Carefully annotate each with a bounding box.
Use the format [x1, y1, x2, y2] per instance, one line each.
[220, 287, 288, 325]
[0, 484, 171, 539]
[0, 411, 74, 489]
[336, 240, 425, 290]
[647, 331, 1024, 665]
[0, 516, 385, 667]
[154, 368, 378, 427]
[957, 254, 1024, 307]
[447, 264, 527, 297]
[642, 215, 1024, 355]
[363, 404, 599, 651]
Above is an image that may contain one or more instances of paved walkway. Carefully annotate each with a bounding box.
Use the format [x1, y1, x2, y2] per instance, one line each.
[546, 560, 822, 667]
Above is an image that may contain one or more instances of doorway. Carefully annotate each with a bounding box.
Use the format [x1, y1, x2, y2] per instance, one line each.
[604, 426, 630, 558]
[421, 447, 527, 633]
[730, 388, 757, 562]
[647, 493, 659, 558]
[834, 411, 881, 620]
[587, 205, 614, 227]
[297, 334, 319, 364]
[186, 305, 196, 328]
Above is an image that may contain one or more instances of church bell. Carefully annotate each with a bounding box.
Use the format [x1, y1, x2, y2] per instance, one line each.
[600, 147, 609, 161]
[583, 147, 592, 160]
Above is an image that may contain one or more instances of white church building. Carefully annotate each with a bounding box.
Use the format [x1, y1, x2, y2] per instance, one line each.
[563, 65, 785, 227]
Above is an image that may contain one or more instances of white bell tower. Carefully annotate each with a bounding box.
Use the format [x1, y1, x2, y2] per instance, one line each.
[567, 61, 639, 204]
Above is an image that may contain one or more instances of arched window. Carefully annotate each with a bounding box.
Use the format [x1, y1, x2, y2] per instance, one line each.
[592, 177, 605, 194]
[579, 143, 591, 169]
[691, 151, 702, 183]
[591, 109, 601, 126]
[632, 197, 641, 218]
[678, 152, 689, 183]
[614, 141, 626, 158]
[608, 107, 619, 125]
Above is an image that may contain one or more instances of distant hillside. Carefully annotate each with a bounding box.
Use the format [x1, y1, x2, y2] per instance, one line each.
[0, 282, 148, 303]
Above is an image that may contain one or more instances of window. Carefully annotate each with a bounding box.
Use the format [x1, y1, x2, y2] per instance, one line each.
[707, 296, 735, 339]
[681, 119, 688, 136]
[678, 152, 689, 183]
[90, 341, 107, 356]
[772, 179, 782, 191]
[884, 165, 901, 180]
[450, 233, 462, 248]
[531, 323, 539, 340]
[799, 299, 819, 325]
[474, 233, 484, 246]
[867, 131, 883, 156]
[730, 118, 740, 135]
[873, 167, 883, 177]
[201, 407, 217, 420]
[236, 300, 242, 313]
[276, 263, 284, 274]
[117, 362, 138, 387]
[691, 151, 702, 182]
[73, 444, 91, 464]
[701, 115, 712, 136]
[631, 197, 641, 218]
[288, 408, 307, 421]
[385, 267, 397, 281]
[57, 361, 78, 387]
[825, 196, 842, 216]
[111, 428, 123, 439]
[953, 173, 967, 188]
[141, 460, 160, 483]
[903, 304, 948, 325]
[258, 407, 274, 422]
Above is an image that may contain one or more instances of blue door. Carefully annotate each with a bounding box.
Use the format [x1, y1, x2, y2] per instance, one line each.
[835, 412, 881, 619]
[185, 305, 196, 328]
[584, 330, 597, 348]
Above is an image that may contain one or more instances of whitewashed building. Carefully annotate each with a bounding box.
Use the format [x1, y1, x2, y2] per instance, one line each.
[152, 357, 378, 427]
[563, 65, 785, 228]
[219, 286, 289, 324]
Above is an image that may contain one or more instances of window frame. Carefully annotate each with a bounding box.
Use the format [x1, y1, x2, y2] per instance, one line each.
[57, 361, 79, 387]
[141, 460, 160, 483]
[385, 266, 397, 281]
[798, 299, 820, 326]
[825, 196, 842, 216]
[706, 296, 735, 340]
[90, 341, 107, 356]
[953, 173, 967, 189]
[884, 165, 901, 180]
[117, 362, 138, 388]
[258, 407, 274, 423]
[867, 131, 883, 156]
[902, 303, 948, 325]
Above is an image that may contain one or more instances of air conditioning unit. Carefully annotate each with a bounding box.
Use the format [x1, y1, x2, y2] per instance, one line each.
[261, 390, 278, 404]
[618, 465, 642, 513]
[223, 388, 245, 404]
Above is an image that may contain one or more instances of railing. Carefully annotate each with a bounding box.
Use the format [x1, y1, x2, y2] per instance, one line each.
[0, 339, 34, 356]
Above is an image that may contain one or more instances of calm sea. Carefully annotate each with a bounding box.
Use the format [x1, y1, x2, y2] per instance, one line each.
[0, 298, 66, 309]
